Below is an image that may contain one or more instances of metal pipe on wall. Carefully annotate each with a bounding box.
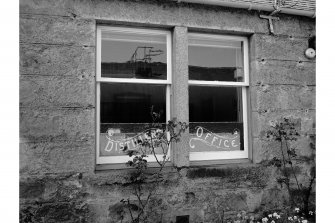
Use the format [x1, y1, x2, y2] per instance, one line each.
[180, 0, 316, 18]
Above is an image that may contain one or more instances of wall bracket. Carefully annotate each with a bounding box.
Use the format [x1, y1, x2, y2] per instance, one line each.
[260, 14, 280, 35]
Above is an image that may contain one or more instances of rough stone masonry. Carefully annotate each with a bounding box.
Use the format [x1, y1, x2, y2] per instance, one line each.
[19, 0, 315, 222]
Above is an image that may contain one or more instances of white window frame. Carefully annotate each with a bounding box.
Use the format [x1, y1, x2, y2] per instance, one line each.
[96, 26, 172, 165]
[188, 33, 249, 161]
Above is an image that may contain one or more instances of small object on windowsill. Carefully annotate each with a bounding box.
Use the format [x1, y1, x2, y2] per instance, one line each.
[305, 48, 316, 59]
[234, 67, 244, 80]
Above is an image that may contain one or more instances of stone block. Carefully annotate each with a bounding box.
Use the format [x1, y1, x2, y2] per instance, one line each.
[20, 0, 71, 16]
[166, 207, 205, 223]
[271, 14, 315, 38]
[259, 188, 290, 210]
[252, 138, 282, 163]
[20, 180, 45, 199]
[245, 190, 263, 212]
[250, 60, 315, 85]
[20, 201, 91, 223]
[20, 139, 94, 175]
[177, 4, 265, 33]
[20, 0, 314, 38]
[183, 165, 270, 189]
[23, 202, 89, 223]
[20, 174, 87, 203]
[88, 203, 110, 223]
[253, 133, 315, 166]
[20, 107, 94, 142]
[85, 171, 144, 190]
[143, 192, 206, 223]
[20, 75, 94, 108]
[250, 85, 315, 111]
[28, 0, 266, 34]
[20, 14, 95, 46]
[253, 136, 313, 164]
[253, 34, 310, 62]
[293, 137, 315, 158]
[20, 44, 95, 76]
[251, 109, 315, 138]
[215, 191, 249, 211]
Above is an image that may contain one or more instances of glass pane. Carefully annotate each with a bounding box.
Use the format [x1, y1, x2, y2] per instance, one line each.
[101, 30, 167, 79]
[99, 83, 166, 156]
[188, 37, 244, 82]
[189, 86, 244, 151]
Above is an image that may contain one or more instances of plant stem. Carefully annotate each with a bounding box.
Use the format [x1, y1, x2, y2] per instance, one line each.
[279, 139, 292, 203]
[127, 199, 135, 222]
[304, 171, 315, 215]
[284, 140, 301, 192]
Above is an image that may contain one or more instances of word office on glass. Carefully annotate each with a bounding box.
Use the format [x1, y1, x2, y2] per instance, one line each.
[96, 26, 249, 167]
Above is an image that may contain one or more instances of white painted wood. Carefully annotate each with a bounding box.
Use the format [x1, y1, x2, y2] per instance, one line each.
[96, 77, 171, 84]
[101, 36, 165, 44]
[96, 26, 172, 165]
[242, 87, 249, 158]
[96, 83, 101, 164]
[96, 28, 101, 79]
[189, 33, 248, 42]
[243, 38, 250, 85]
[167, 31, 172, 83]
[166, 85, 171, 123]
[189, 43, 242, 49]
[188, 80, 248, 86]
[188, 32, 249, 161]
[165, 84, 172, 162]
[96, 27, 101, 164]
[99, 26, 171, 36]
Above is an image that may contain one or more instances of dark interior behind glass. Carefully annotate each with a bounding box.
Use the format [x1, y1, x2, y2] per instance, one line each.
[189, 86, 244, 150]
[100, 83, 166, 133]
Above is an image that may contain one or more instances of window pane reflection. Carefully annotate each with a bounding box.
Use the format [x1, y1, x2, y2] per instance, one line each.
[101, 31, 167, 79]
[188, 39, 244, 82]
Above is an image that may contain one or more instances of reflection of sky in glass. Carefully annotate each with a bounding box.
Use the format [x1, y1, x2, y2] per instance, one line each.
[189, 46, 240, 68]
[102, 40, 166, 63]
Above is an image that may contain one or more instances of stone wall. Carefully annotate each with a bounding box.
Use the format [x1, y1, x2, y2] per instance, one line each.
[19, 0, 315, 222]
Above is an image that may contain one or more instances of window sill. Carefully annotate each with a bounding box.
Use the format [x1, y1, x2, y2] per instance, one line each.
[189, 158, 251, 167]
[95, 161, 173, 171]
[96, 158, 252, 171]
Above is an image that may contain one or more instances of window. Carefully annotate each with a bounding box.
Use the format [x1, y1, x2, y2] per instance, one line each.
[188, 33, 249, 161]
[96, 27, 250, 167]
[96, 26, 171, 165]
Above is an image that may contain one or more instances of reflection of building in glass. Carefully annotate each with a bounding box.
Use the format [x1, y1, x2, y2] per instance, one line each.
[101, 46, 166, 79]
[129, 46, 164, 78]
